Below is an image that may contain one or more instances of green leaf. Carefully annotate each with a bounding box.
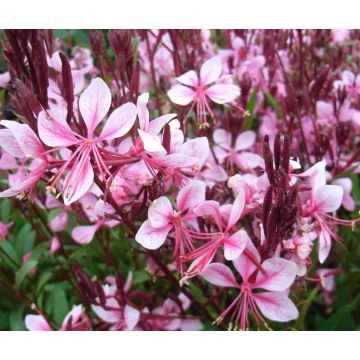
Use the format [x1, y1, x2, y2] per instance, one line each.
[244, 89, 257, 131]
[0, 198, 10, 223]
[36, 272, 53, 297]
[30, 241, 50, 261]
[15, 260, 38, 289]
[264, 91, 281, 117]
[0, 241, 21, 266]
[9, 306, 26, 331]
[52, 283, 70, 325]
[295, 287, 318, 330]
[16, 223, 36, 256]
[132, 270, 150, 285]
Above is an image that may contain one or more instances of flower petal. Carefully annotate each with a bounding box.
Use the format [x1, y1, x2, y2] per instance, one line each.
[135, 220, 172, 249]
[254, 258, 297, 291]
[235, 131, 256, 151]
[38, 109, 78, 147]
[177, 180, 205, 212]
[79, 78, 111, 137]
[124, 305, 140, 331]
[176, 70, 198, 87]
[0, 129, 24, 157]
[136, 93, 150, 131]
[200, 57, 222, 86]
[138, 129, 167, 155]
[205, 84, 240, 104]
[49, 212, 68, 232]
[179, 137, 209, 170]
[193, 200, 222, 230]
[63, 148, 94, 206]
[147, 114, 177, 136]
[148, 196, 173, 228]
[227, 188, 245, 230]
[167, 84, 196, 105]
[25, 315, 53, 331]
[252, 291, 299, 322]
[0, 120, 44, 157]
[224, 229, 248, 261]
[72, 224, 99, 244]
[200, 263, 238, 287]
[314, 185, 343, 213]
[98, 102, 137, 141]
[233, 237, 260, 283]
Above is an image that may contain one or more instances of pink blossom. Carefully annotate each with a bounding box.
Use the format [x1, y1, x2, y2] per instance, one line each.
[167, 56, 240, 128]
[25, 305, 91, 331]
[0, 220, 13, 241]
[38, 78, 137, 205]
[200, 237, 298, 330]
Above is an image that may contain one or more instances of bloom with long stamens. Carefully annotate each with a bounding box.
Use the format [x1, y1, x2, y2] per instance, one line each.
[181, 188, 248, 281]
[200, 238, 298, 330]
[37, 77, 137, 205]
[167, 56, 240, 128]
[135, 180, 205, 275]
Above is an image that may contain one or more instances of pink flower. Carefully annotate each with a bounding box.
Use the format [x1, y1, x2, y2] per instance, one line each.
[200, 238, 298, 330]
[334, 70, 360, 100]
[135, 180, 205, 275]
[25, 305, 91, 331]
[0, 220, 13, 241]
[167, 56, 240, 128]
[213, 129, 259, 172]
[38, 78, 137, 205]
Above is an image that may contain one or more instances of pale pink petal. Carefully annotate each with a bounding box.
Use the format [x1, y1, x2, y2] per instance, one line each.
[72, 224, 99, 244]
[205, 84, 240, 104]
[314, 185, 343, 213]
[234, 152, 260, 169]
[98, 103, 137, 141]
[0, 130, 24, 157]
[148, 196, 173, 228]
[49, 51, 63, 72]
[152, 154, 197, 168]
[124, 305, 140, 331]
[136, 93, 150, 131]
[147, 114, 177, 136]
[50, 236, 61, 255]
[0, 71, 11, 88]
[332, 178, 352, 194]
[226, 189, 245, 230]
[179, 319, 203, 331]
[38, 109, 78, 147]
[235, 131, 256, 151]
[213, 129, 231, 150]
[319, 229, 331, 264]
[0, 162, 45, 198]
[176, 180, 205, 212]
[91, 304, 120, 323]
[0, 120, 44, 157]
[72, 66, 92, 95]
[25, 315, 53, 331]
[223, 229, 248, 261]
[200, 263, 238, 287]
[252, 291, 299, 322]
[167, 84, 196, 105]
[138, 129, 166, 155]
[49, 212, 68, 232]
[175, 70, 198, 87]
[200, 56, 222, 86]
[79, 78, 111, 137]
[342, 70, 355, 86]
[135, 220, 172, 249]
[233, 237, 260, 283]
[316, 101, 333, 120]
[179, 137, 209, 169]
[63, 149, 94, 206]
[341, 193, 355, 211]
[60, 305, 83, 329]
[254, 258, 297, 291]
[124, 271, 133, 293]
[0, 153, 18, 170]
[193, 200, 222, 230]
